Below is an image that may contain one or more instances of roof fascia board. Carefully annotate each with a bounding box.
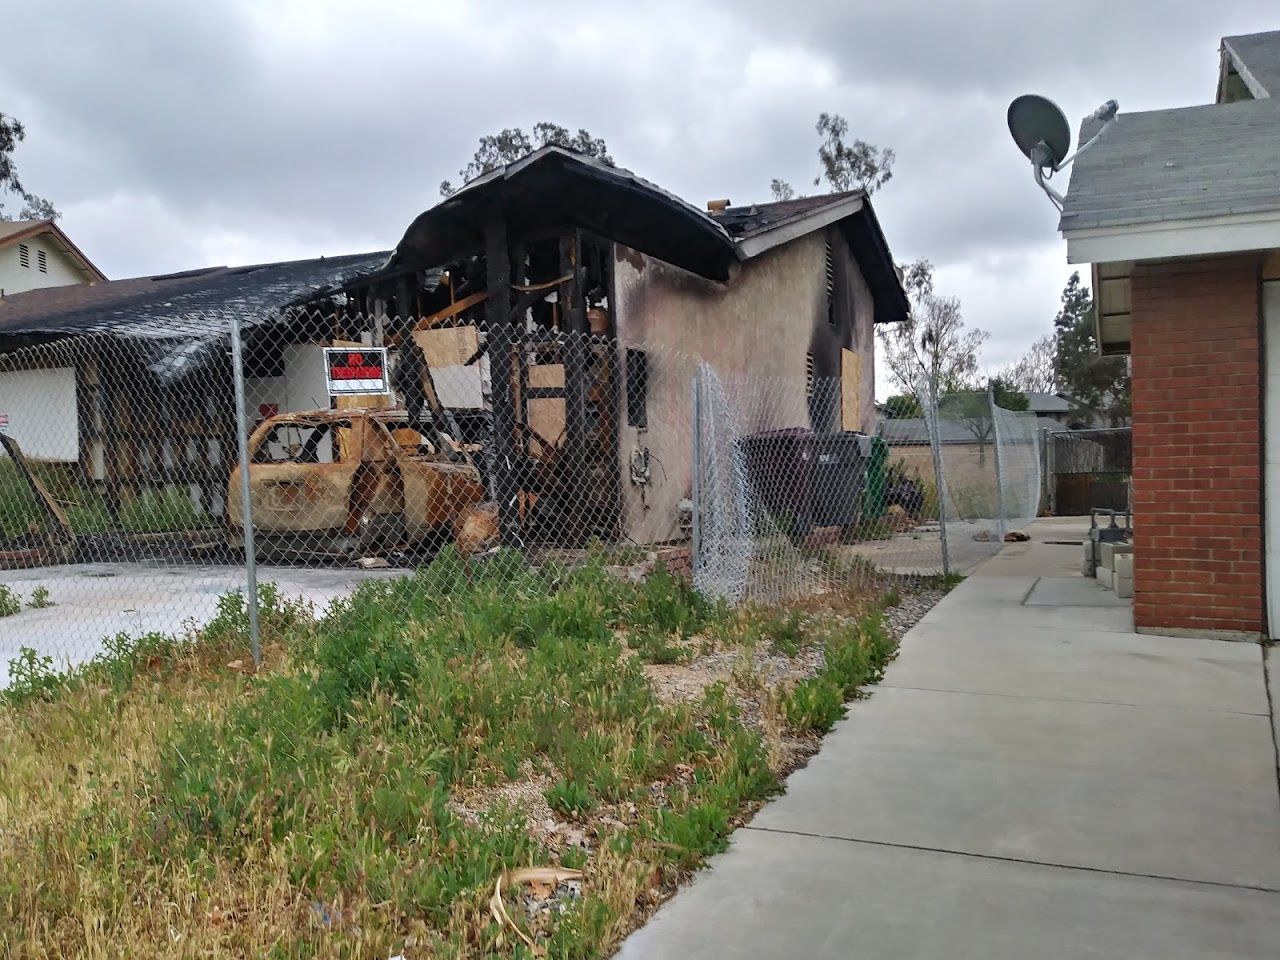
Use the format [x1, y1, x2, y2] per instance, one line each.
[1222, 40, 1272, 99]
[734, 195, 865, 261]
[1064, 209, 1280, 263]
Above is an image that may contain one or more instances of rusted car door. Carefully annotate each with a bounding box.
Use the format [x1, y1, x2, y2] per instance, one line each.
[383, 421, 485, 539]
[233, 417, 363, 535]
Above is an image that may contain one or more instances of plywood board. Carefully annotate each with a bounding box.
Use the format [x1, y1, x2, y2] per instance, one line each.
[841, 348, 863, 431]
[528, 363, 566, 449]
[413, 326, 480, 368]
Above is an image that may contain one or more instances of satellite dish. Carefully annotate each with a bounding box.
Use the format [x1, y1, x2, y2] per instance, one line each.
[1007, 95, 1071, 171]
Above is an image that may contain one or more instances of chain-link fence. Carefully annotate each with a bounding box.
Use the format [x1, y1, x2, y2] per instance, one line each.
[1, 307, 1037, 684]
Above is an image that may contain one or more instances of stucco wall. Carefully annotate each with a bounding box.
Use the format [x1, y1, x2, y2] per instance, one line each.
[612, 226, 877, 543]
[0, 234, 87, 295]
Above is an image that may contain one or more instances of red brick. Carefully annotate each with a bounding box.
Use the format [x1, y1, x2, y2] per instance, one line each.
[1129, 255, 1264, 635]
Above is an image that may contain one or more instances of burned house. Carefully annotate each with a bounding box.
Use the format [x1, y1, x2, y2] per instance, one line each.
[379, 147, 909, 546]
[0, 146, 908, 553]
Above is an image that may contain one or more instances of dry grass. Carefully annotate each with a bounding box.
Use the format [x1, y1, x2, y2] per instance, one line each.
[0, 551, 910, 958]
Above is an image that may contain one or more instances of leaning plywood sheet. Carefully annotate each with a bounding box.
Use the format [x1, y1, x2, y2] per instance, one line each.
[0, 432, 76, 569]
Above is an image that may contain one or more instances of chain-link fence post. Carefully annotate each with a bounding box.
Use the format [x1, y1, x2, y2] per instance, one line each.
[690, 371, 702, 580]
[228, 312, 262, 667]
[989, 381, 1008, 541]
[925, 371, 951, 577]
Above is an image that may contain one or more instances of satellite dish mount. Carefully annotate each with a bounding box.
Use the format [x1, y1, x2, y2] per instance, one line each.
[1007, 95, 1118, 211]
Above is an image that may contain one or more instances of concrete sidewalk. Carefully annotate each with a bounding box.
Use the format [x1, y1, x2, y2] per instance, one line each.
[617, 518, 1280, 959]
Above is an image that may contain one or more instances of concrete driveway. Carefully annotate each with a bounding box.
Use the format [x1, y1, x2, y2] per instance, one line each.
[0, 561, 395, 688]
[617, 517, 1280, 959]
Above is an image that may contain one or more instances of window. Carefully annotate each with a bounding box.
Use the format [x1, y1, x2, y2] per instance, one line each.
[18, 243, 30, 269]
[805, 351, 815, 398]
[37, 250, 47, 273]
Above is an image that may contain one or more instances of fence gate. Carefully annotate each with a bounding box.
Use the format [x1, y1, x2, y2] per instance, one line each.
[1046, 427, 1131, 515]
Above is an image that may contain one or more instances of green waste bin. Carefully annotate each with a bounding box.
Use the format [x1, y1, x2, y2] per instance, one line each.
[863, 436, 889, 520]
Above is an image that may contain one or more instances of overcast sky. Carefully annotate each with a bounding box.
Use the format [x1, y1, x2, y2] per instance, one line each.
[3, 0, 1275, 392]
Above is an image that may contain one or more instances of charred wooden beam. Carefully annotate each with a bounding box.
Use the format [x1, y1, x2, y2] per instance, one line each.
[484, 214, 521, 546]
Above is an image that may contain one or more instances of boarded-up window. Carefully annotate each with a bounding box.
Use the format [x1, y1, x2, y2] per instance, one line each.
[841, 348, 862, 431]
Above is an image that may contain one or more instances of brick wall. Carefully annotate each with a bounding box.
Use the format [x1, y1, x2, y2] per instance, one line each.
[1129, 255, 1263, 636]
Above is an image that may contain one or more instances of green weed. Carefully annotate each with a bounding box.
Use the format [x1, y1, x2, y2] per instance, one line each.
[0, 585, 20, 617]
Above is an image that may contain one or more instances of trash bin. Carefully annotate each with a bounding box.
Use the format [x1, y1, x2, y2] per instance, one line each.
[739, 429, 868, 532]
[812, 432, 869, 527]
[862, 436, 889, 520]
[738, 428, 813, 529]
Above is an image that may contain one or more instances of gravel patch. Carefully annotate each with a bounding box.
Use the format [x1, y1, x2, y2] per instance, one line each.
[883, 587, 946, 642]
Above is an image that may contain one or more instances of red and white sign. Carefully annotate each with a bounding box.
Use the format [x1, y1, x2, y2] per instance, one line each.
[0, 414, 9, 428]
[324, 347, 390, 396]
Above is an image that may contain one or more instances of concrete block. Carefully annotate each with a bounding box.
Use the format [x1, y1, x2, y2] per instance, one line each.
[1114, 574, 1133, 599]
[1098, 541, 1134, 570]
[1114, 552, 1134, 578]
[1099, 566, 1114, 589]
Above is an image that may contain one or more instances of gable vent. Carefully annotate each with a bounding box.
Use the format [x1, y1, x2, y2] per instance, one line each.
[824, 241, 836, 327]
[18, 243, 30, 269]
[37, 249, 47, 273]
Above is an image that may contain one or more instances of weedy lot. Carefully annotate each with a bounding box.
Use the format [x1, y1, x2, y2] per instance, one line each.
[0, 548, 941, 958]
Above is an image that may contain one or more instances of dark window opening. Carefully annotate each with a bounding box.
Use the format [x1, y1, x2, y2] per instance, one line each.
[626, 348, 648, 427]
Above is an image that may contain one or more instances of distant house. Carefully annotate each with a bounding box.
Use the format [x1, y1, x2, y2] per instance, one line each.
[1056, 27, 1280, 639]
[1024, 391, 1097, 429]
[0, 219, 105, 296]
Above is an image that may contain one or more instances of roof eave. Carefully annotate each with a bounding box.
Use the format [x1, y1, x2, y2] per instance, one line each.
[1062, 208, 1280, 263]
[1220, 38, 1273, 100]
[733, 193, 867, 260]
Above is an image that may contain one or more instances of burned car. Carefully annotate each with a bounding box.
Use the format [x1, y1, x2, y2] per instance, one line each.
[228, 410, 485, 560]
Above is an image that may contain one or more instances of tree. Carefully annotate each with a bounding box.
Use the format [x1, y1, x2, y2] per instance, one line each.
[769, 178, 796, 202]
[1053, 272, 1130, 425]
[878, 276, 988, 400]
[1003, 333, 1058, 394]
[814, 112, 894, 194]
[439, 122, 613, 197]
[940, 378, 1028, 466]
[0, 112, 58, 221]
[882, 394, 922, 419]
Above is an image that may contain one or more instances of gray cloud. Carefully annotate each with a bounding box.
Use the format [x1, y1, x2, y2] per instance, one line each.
[3, 0, 1276, 389]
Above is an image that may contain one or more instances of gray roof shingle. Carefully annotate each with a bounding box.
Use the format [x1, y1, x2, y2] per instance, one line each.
[1058, 96, 1280, 231]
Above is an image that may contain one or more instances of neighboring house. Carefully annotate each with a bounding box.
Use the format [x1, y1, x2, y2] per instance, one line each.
[0, 219, 105, 296]
[1057, 27, 1280, 639]
[1024, 390, 1097, 429]
[0, 147, 908, 547]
